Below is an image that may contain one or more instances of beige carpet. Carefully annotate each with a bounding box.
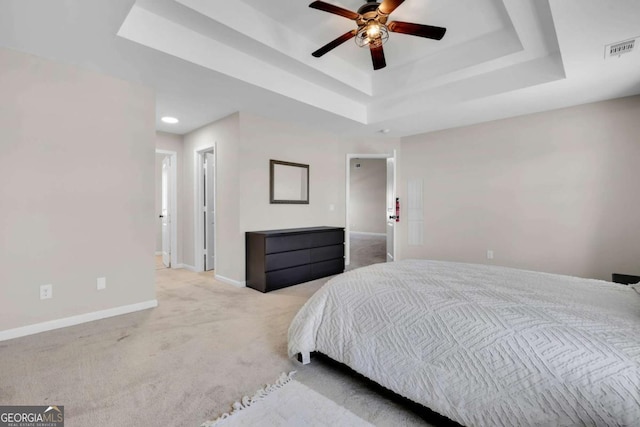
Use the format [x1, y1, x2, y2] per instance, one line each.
[155, 254, 167, 270]
[348, 232, 387, 270]
[0, 267, 428, 427]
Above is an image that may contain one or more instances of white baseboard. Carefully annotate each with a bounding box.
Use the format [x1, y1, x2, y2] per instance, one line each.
[0, 300, 158, 342]
[154, 251, 162, 256]
[215, 274, 246, 288]
[174, 264, 199, 272]
[173, 265, 243, 287]
[350, 231, 386, 237]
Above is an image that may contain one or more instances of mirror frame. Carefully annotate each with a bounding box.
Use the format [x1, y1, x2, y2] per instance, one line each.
[269, 159, 310, 204]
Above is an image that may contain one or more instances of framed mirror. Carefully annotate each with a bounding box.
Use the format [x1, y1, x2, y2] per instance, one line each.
[270, 160, 309, 204]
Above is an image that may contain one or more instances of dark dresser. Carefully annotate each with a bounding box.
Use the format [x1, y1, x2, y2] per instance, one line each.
[245, 226, 345, 292]
[612, 273, 640, 285]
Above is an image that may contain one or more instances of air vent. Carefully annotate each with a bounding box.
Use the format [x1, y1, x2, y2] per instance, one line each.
[605, 38, 636, 59]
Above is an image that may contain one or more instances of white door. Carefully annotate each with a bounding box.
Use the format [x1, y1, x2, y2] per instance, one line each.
[161, 156, 171, 268]
[204, 152, 215, 271]
[386, 156, 396, 262]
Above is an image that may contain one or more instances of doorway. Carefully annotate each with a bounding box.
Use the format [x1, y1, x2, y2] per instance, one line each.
[155, 149, 178, 269]
[345, 151, 396, 269]
[195, 146, 216, 272]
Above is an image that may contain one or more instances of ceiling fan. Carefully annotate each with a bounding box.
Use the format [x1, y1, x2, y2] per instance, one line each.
[309, 0, 446, 70]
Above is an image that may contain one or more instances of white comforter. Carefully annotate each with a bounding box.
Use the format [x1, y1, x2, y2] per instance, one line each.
[288, 260, 640, 426]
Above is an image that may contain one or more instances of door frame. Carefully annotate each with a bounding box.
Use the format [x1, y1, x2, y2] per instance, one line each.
[156, 149, 178, 268]
[345, 151, 396, 266]
[194, 144, 216, 272]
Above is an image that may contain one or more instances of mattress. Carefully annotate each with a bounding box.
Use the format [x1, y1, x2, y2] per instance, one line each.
[288, 259, 640, 426]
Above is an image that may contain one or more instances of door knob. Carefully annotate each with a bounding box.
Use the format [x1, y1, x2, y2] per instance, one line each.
[159, 215, 164, 218]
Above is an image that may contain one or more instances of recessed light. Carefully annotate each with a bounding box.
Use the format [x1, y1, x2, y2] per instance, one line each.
[161, 116, 179, 124]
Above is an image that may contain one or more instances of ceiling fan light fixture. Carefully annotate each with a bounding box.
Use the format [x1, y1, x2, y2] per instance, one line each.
[355, 21, 389, 48]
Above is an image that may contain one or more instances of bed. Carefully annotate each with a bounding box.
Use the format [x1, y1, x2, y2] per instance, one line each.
[288, 259, 640, 426]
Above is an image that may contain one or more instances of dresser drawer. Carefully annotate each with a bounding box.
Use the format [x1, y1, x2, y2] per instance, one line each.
[266, 265, 311, 290]
[265, 249, 310, 272]
[310, 258, 344, 280]
[246, 227, 345, 293]
[310, 244, 344, 263]
[265, 234, 310, 254]
[612, 273, 640, 285]
[309, 230, 344, 248]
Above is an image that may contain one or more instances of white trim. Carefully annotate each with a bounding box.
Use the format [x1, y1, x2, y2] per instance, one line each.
[174, 264, 198, 272]
[215, 274, 246, 288]
[156, 149, 178, 268]
[194, 144, 216, 273]
[391, 150, 398, 262]
[155, 251, 163, 256]
[0, 300, 158, 342]
[349, 231, 386, 237]
[345, 153, 393, 266]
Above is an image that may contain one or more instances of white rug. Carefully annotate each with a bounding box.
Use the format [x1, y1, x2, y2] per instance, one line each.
[201, 372, 374, 427]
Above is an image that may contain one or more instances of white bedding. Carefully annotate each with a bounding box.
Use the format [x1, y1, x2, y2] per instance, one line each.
[288, 260, 640, 426]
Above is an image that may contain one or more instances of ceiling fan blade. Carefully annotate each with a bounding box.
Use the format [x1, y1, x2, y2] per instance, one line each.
[378, 0, 405, 15]
[309, 1, 360, 20]
[370, 42, 386, 70]
[312, 30, 357, 57]
[388, 21, 447, 40]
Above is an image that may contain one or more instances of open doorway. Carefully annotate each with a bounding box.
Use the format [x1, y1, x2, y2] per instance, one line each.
[155, 149, 178, 270]
[345, 152, 396, 270]
[195, 146, 216, 272]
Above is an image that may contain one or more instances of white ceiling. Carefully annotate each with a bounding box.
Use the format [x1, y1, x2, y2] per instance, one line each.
[1, 0, 639, 137]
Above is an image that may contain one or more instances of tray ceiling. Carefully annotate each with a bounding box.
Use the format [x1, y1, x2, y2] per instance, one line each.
[1, 0, 639, 136]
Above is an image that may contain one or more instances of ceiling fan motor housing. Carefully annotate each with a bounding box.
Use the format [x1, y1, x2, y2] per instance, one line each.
[357, 1, 389, 26]
[357, 1, 381, 15]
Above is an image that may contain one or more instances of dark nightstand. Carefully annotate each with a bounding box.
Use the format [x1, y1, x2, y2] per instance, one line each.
[612, 273, 640, 285]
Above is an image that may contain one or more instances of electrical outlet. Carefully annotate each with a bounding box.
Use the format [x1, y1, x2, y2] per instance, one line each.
[97, 277, 106, 291]
[487, 250, 494, 260]
[40, 284, 53, 300]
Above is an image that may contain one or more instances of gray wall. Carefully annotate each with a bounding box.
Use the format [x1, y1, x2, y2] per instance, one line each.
[182, 113, 241, 277]
[398, 95, 640, 280]
[0, 48, 156, 331]
[349, 159, 387, 234]
[181, 111, 400, 282]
